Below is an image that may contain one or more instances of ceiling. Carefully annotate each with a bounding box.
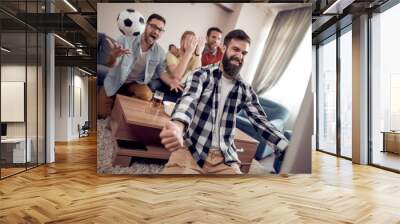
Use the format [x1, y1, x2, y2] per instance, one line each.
[311, 0, 390, 44]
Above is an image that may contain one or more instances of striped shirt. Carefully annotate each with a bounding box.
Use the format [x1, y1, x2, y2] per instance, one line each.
[171, 64, 289, 167]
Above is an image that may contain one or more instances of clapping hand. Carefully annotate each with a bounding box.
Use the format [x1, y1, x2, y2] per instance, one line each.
[184, 35, 199, 55]
[195, 37, 206, 55]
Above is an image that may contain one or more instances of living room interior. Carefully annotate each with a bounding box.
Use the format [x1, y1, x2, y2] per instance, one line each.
[0, 0, 399, 223]
[96, 2, 312, 175]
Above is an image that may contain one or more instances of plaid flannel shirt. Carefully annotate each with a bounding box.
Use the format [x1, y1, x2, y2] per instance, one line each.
[171, 64, 289, 167]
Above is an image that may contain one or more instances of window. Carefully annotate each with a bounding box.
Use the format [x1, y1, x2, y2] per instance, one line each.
[370, 2, 400, 171]
[339, 28, 352, 158]
[317, 36, 337, 154]
[0, 1, 47, 179]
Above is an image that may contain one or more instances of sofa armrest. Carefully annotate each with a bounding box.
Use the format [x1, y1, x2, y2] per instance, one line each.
[97, 64, 110, 86]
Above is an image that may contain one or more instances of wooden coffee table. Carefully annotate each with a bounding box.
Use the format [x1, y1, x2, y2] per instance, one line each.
[381, 131, 400, 154]
[110, 95, 259, 173]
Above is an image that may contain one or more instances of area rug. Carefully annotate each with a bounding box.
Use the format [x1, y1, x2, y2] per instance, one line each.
[97, 118, 272, 175]
[97, 118, 164, 174]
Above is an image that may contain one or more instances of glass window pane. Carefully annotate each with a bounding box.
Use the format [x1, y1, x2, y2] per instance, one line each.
[38, 32, 45, 165]
[27, 31, 38, 169]
[0, 0, 46, 179]
[318, 37, 337, 154]
[340, 29, 352, 158]
[371, 3, 400, 171]
[1, 31, 27, 177]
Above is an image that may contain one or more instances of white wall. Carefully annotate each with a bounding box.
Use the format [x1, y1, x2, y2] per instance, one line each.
[1, 64, 46, 163]
[97, 3, 277, 81]
[97, 3, 231, 51]
[1, 65, 39, 137]
[1, 65, 26, 139]
[55, 67, 68, 141]
[54, 67, 89, 141]
[72, 74, 89, 138]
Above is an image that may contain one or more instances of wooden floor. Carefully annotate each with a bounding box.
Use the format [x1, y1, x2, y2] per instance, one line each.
[1, 135, 400, 223]
[1, 167, 26, 178]
[372, 150, 400, 171]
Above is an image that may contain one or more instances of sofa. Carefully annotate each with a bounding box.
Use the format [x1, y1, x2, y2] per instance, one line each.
[236, 97, 291, 161]
[97, 32, 113, 86]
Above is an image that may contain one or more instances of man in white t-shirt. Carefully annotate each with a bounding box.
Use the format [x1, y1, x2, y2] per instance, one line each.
[98, 13, 181, 119]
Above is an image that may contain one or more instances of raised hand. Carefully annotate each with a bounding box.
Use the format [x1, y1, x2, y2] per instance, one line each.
[217, 42, 224, 52]
[106, 38, 131, 59]
[195, 37, 206, 55]
[184, 35, 198, 55]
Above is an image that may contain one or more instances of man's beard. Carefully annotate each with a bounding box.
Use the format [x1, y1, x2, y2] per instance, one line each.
[222, 54, 243, 79]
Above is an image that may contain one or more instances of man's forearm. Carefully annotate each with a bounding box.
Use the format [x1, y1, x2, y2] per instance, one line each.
[172, 120, 185, 133]
[160, 72, 174, 86]
[192, 55, 202, 70]
[169, 52, 192, 79]
[106, 55, 118, 67]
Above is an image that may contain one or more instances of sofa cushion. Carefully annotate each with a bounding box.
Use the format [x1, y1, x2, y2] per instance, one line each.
[236, 97, 290, 160]
[236, 116, 279, 160]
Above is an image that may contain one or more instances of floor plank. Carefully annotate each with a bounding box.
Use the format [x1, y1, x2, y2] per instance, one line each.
[0, 134, 399, 223]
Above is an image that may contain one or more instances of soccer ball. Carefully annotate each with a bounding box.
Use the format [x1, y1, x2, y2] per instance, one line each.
[117, 9, 145, 37]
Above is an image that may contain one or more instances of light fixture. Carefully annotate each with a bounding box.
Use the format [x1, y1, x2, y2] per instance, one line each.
[54, 34, 75, 48]
[76, 48, 86, 55]
[1, 47, 11, 53]
[78, 67, 93, 76]
[63, 0, 78, 12]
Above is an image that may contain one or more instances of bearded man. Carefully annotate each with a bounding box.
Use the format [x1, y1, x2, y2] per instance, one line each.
[159, 29, 289, 174]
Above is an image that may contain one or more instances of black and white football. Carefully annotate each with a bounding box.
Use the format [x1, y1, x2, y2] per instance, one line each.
[117, 9, 145, 37]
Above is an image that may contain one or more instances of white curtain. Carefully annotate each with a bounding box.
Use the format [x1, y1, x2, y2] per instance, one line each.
[251, 7, 311, 94]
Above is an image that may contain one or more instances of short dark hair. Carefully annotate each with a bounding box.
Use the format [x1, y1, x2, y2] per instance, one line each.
[207, 27, 222, 37]
[168, 44, 176, 51]
[223, 29, 251, 46]
[147, 13, 166, 25]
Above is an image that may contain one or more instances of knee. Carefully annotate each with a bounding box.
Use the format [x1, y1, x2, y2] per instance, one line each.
[135, 90, 153, 101]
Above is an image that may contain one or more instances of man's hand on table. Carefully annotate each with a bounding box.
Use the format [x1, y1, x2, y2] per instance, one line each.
[160, 120, 185, 152]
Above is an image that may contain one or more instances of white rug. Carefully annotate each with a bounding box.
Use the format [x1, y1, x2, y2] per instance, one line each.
[97, 118, 273, 175]
[97, 118, 164, 174]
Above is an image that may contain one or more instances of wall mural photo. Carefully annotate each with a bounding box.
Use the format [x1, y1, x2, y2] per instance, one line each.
[96, 2, 312, 175]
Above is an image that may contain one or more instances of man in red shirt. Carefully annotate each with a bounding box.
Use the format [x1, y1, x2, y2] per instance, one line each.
[201, 27, 223, 66]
